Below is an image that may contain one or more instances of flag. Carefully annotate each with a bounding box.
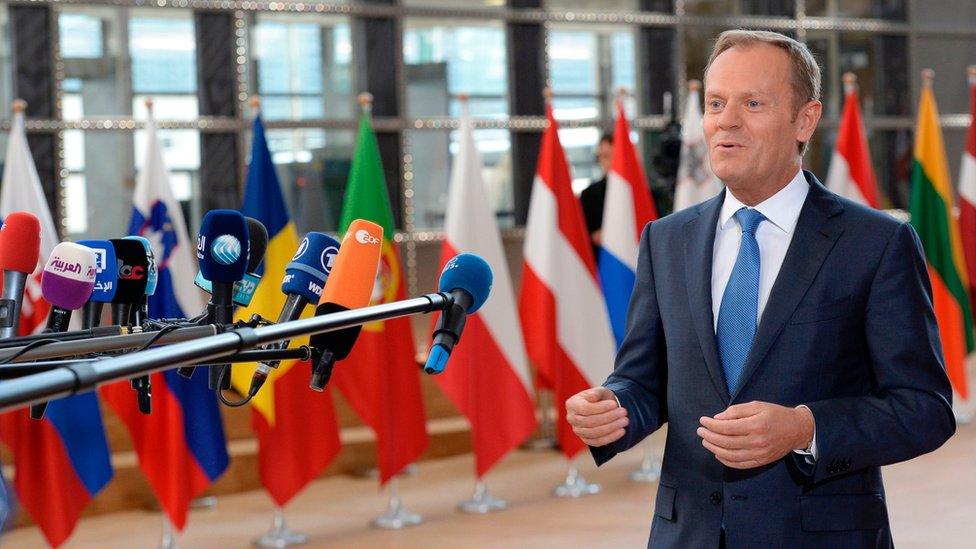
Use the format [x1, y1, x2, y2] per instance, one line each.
[229, 115, 342, 506]
[0, 104, 56, 333]
[433, 105, 537, 478]
[673, 83, 722, 213]
[826, 76, 880, 207]
[331, 111, 428, 484]
[519, 106, 616, 459]
[958, 67, 976, 334]
[102, 108, 229, 531]
[0, 104, 113, 547]
[909, 79, 973, 399]
[599, 100, 659, 347]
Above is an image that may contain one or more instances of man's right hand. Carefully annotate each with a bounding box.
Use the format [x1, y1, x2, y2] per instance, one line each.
[566, 387, 629, 447]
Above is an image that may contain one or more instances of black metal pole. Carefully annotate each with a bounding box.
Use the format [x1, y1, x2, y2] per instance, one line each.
[0, 293, 451, 413]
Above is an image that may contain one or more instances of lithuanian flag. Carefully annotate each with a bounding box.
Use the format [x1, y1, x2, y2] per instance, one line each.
[909, 77, 973, 399]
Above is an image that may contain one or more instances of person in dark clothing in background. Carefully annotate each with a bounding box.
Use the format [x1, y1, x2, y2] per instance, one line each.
[579, 133, 614, 260]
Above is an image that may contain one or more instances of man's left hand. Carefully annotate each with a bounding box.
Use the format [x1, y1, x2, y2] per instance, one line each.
[697, 401, 814, 469]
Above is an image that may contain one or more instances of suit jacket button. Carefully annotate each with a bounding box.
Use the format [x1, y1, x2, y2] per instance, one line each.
[710, 491, 722, 505]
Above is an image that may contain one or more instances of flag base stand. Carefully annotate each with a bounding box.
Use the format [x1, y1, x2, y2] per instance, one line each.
[159, 517, 178, 549]
[457, 481, 507, 513]
[253, 509, 308, 547]
[629, 449, 661, 483]
[552, 467, 600, 498]
[371, 479, 423, 529]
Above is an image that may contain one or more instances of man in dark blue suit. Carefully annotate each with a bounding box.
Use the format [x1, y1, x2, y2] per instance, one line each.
[566, 30, 955, 548]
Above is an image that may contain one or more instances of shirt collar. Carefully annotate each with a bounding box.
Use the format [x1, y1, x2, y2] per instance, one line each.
[718, 170, 809, 234]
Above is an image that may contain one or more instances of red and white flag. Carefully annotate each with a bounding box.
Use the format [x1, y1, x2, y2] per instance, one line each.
[958, 66, 976, 327]
[434, 104, 537, 478]
[519, 105, 616, 459]
[826, 75, 880, 208]
[674, 82, 721, 212]
[0, 101, 56, 334]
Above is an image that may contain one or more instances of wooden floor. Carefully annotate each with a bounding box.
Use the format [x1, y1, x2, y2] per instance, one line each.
[6, 425, 976, 548]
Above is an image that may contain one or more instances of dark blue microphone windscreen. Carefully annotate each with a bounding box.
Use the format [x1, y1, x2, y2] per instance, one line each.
[283, 232, 340, 303]
[439, 253, 493, 313]
[197, 209, 249, 283]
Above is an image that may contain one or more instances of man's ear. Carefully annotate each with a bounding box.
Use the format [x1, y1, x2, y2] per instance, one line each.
[796, 100, 822, 144]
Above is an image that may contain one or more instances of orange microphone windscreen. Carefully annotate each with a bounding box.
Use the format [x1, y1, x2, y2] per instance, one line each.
[318, 219, 384, 309]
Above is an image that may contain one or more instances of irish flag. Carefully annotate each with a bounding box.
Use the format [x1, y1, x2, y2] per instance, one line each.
[519, 105, 616, 459]
[909, 71, 973, 399]
[826, 73, 880, 208]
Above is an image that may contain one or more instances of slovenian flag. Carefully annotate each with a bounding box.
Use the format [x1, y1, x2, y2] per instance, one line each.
[101, 106, 229, 531]
[598, 100, 659, 347]
[0, 101, 113, 547]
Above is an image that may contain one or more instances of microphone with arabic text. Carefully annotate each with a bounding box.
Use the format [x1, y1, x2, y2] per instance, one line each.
[193, 216, 267, 307]
[424, 253, 493, 375]
[77, 240, 118, 329]
[31, 242, 98, 419]
[0, 212, 41, 339]
[307, 220, 383, 391]
[177, 209, 249, 389]
[248, 231, 340, 397]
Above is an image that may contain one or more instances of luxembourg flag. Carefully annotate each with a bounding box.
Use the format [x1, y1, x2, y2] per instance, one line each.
[826, 73, 880, 208]
[102, 104, 228, 532]
[519, 105, 616, 459]
[599, 100, 659, 347]
[958, 66, 976, 345]
[0, 100, 113, 547]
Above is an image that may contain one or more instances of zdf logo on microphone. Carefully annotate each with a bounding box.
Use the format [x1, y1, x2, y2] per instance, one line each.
[354, 229, 380, 245]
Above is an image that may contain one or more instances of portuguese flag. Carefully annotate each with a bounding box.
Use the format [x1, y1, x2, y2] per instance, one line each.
[909, 82, 973, 399]
[330, 112, 429, 483]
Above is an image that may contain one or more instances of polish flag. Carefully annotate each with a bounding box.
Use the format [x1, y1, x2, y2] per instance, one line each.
[519, 104, 616, 459]
[826, 73, 880, 208]
[958, 66, 976, 336]
[433, 102, 538, 478]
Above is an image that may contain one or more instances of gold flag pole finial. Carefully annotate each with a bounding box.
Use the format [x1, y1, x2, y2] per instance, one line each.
[842, 72, 857, 94]
[921, 68, 935, 88]
[357, 92, 374, 115]
[11, 99, 26, 115]
[249, 95, 261, 114]
[687, 79, 701, 92]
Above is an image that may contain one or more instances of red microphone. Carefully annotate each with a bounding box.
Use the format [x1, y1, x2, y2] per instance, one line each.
[0, 212, 42, 339]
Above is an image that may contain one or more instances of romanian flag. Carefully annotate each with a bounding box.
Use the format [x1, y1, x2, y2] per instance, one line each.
[230, 115, 341, 507]
[331, 111, 428, 484]
[909, 78, 973, 399]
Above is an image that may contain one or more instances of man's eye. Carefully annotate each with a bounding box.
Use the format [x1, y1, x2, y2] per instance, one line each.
[748, 100, 761, 108]
[708, 101, 723, 110]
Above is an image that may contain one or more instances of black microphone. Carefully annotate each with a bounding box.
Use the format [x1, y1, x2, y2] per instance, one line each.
[0, 212, 41, 339]
[424, 253, 493, 375]
[109, 239, 150, 327]
[176, 209, 249, 388]
[31, 242, 98, 419]
[248, 232, 339, 397]
[77, 240, 118, 329]
[123, 235, 158, 415]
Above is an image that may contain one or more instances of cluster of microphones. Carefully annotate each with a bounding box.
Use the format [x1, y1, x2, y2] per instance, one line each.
[0, 208, 494, 417]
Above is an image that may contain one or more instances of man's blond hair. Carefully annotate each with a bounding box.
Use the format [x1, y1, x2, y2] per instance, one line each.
[704, 30, 822, 154]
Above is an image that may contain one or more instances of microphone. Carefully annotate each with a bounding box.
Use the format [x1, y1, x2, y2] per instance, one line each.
[423, 253, 493, 375]
[77, 240, 118, 329]
[109, 239, 150, 327]
[0, 212, 41, 339]
[308, 219, 384, 391]
[248, 232, 340, 397]
[32, 242, 98, 419]
[192, 216, 267, 307]
[180, 209, 249, 389]
[122, 235, 158, 414]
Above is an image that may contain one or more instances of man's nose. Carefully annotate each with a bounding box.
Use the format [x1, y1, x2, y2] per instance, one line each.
[717, 103, 741, 130]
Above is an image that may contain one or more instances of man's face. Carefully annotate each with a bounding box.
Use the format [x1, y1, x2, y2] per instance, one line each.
[703, 43, 820, 191]
[597, 140, 613, 175]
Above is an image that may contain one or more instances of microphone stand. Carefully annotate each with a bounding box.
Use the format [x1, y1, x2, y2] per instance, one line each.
[0, 292, 453, 413]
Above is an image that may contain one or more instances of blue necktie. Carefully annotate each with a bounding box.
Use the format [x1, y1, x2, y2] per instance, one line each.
[716, 208, 766, 395]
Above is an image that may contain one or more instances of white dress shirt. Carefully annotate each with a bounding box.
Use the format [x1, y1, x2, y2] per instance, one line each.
[711, 170, 818, 459]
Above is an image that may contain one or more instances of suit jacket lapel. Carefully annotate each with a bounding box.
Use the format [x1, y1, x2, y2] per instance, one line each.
[730, 172, 846, 402]
[684, 192, 729, 405]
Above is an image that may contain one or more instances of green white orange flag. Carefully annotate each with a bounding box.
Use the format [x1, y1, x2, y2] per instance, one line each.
[909, 72, 973, 399]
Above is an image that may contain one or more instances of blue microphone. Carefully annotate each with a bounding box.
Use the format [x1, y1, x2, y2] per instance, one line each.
[424, 253, 493, 375]
[247, 232, 341, 397]
[78, 239, 117, 329]
[181, 209, 250, 388]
